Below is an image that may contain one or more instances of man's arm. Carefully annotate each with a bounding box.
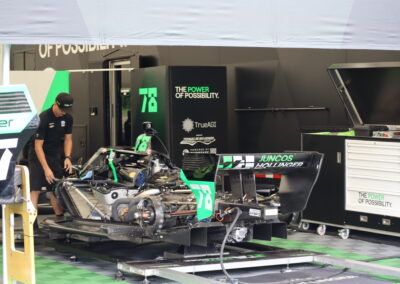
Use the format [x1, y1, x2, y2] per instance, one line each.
[35, 139, 55, 184]
[64, 134, 73, 173]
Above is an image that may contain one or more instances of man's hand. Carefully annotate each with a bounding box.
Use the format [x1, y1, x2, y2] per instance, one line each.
[44, 168, 55, 184]
[64, 158, 73, 174]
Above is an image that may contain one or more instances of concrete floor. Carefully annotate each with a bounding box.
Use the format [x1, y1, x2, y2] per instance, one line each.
[1, 215, 399, 283]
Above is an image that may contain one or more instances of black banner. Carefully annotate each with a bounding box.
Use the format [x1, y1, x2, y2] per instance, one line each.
[169, 66, 227, 166]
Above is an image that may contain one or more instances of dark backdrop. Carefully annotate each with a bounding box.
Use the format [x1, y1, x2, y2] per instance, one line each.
[10, 45, 400, 157]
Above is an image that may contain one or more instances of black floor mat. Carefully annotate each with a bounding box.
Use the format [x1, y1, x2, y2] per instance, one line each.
[235, 266, 387, 283]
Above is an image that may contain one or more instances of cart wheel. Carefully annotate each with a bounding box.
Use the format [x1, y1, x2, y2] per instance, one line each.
[69, 255, 78, 262]
[141, 277, 150, 284]
[338, 228, 350, 240]
[299, 222, 310, 231]
[15, 233, 23, 240]
[115, 270, 125, 281]
[316, 224, 326, 236]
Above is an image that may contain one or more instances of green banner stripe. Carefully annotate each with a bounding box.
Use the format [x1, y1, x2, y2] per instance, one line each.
[42, 71, 70, 111]
[252, 238, 400, 282]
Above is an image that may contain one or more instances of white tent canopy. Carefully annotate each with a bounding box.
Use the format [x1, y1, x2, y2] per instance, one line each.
[1, 0, 400, 50]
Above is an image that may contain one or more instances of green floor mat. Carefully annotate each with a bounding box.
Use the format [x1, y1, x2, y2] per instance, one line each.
[1, 238, 399, 283]
[252, 238, 400, 283]
[0, 247, 124, 284]
[370, 258, 400, 283]
[253, 237, 372, 260]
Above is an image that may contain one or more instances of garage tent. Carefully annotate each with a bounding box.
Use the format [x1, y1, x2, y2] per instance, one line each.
[1, 0, 400, 50]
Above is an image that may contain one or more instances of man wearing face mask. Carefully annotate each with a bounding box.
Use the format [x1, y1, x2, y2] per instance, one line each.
[28, 92, 74, 221]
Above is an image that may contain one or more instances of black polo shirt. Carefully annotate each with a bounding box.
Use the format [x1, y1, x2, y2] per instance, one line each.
[29, 108, 73, 158]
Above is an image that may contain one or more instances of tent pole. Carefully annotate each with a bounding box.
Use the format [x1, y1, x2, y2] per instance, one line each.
[1, 44, 10, 284]
[0, 45, 2, 84]
[1, 44, 10, 85]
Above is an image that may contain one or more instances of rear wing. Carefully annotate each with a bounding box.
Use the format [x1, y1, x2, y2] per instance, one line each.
[218, 153, 315, 171]
[181, 152, 323, 219]
[217, 152, 323, 214]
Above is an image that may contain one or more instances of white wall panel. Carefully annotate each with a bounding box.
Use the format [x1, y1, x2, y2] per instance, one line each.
[345, 139, 400, 218]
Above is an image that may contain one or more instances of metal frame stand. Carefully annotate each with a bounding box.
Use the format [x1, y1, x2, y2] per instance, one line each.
[117, 248, 318, 284]
[117, 247, 400, 284]
[1, 43, 10, 284]
[3, 166, 37, 284]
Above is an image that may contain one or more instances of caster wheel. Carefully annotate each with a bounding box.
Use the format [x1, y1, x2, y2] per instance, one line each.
[338, 228, 350, 239]
[69, 255, 78, 262]
[141, 278, 150, 284]
[299, 222, 310, 231]
[15, 233, 23, 240]
[316, 225, 326, 236]
[115, 270, 125, 281]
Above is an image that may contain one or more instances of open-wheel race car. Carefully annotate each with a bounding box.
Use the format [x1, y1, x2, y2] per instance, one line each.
[42, 126, 323, 247]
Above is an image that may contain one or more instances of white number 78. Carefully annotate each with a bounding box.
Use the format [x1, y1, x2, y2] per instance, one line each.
[0, 138, 18, 181]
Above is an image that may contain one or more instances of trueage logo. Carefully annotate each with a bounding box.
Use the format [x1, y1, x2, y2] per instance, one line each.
[182, 118, 194, 133]
[182, 118, 217, 133]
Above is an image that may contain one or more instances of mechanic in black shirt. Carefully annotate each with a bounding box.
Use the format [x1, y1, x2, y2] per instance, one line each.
[29, 92, 74, 217]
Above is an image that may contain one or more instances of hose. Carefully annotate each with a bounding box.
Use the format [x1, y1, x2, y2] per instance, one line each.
[108, 149, 119, 182]
[219, 209, 352, 284]
[219, 207, 242, 283]
[111, 198, 133, 222]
